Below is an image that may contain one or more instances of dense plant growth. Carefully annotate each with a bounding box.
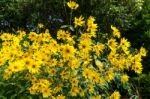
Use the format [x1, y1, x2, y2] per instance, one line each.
[0, 1, 147, 98]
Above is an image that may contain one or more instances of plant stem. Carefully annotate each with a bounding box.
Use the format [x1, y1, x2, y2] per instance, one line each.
[70, 10, 73, 25]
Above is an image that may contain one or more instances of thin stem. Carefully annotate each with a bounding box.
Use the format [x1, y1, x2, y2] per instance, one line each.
[70, 10, 73, 25]
[63, 0, 68, 24]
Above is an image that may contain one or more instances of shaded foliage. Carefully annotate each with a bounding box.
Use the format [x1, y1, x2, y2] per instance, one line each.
[125, 0, 150, 73]
[0, 0, 150, 98]
[132, 73, 150, 99]
[0, 0, 65, 32]
[0, 0, 144, 33]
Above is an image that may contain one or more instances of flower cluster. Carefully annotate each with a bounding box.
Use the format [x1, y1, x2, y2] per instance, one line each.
[0, 0, 147, 98]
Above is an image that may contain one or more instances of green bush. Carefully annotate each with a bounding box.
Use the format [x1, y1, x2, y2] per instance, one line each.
[0, 0, 64, 32]
[0, 0, 144, 33]
[0, 0, 150, 98]
[125, 0, 150, 73]
[132, 73, 150, 99]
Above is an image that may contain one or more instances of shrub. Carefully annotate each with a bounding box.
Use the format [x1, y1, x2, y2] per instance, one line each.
[0, 1, 146, 98]
[132, 73, 150, 98]
[0, 0, 145, 33]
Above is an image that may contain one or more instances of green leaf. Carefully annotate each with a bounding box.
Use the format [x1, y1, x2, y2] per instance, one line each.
[10, 94, 17, 99]
[60, 25, 69, 29]
[0, 96, 7, 99]
[28, 96, 33, 99]
[69, 25, 75, 31]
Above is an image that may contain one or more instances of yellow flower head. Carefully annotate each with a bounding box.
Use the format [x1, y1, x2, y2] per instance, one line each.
[108, 38, 118, 51]
[68, 58, 80, 69]
[79, 41, 91, 52]
[41, 87, 52, 98]
[88, 84, 94, 94]
[26, 60, 41, 74]
[140, 47, 147, 57]
[132, 61, 143, 74]
[111, 25, 121, 38]
[8, 60, 25, 73]
[54, 84, 63, 93]
[29, 32, 38, 41]
[120, 38, 130, 48]
[0, 33, 13, 41]
[48, 68, 56, 76]
[3, 69, 13, 80]
[109, 91, 121, 99]
[38, 23, 44, 28]
[121, 74, 129, 83]
[93, 43, 105, 56]
[61, 70, 70, 80]
[70, 86, 79, 96]
[67, 1, 79, 10]
[60, 44, 76, 59]
[79, 88, 85, 97]
[74, 16, 85, 28]
[82, 68, 92, 79]
[57, 29, 70, 40]
[87, 16, 98, 37]
[92, 95, 102, 99]
[56, 95, 65, 99]
[70, 77, 79, 87]
[23, 41, 30, 47]
[105, 69, 114, 82]
[0, 57, 6, 66]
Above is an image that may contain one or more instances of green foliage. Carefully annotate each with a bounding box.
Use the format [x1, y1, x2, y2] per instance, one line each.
[0, 0, 150, 98]
[132, 73, 150, 99]
[125, 0, 150, 73]
[0, 69, 30, 98]
[0, 0, 64, 32]
[79, 0, 144, 32]
[0, 0, 145, 33]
